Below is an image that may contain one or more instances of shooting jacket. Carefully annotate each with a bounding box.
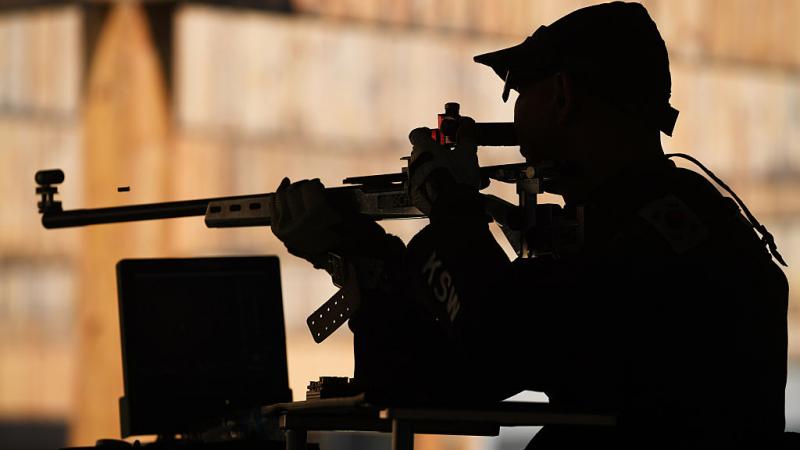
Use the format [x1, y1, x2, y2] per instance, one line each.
[348, 157, 788, 450]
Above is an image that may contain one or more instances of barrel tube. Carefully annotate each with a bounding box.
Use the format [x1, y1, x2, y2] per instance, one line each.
[474, 122, 518, 146]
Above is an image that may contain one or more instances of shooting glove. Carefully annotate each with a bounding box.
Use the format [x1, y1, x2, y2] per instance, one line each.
[270, 177, 346, 267]
[408, 118, 480, 215]
[270, 177, 402, 270]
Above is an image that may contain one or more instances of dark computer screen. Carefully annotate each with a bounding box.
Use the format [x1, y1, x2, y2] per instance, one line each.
[116, 256, 291, 437]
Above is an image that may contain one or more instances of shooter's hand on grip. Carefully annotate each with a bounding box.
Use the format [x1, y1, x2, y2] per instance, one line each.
[270, 177, 403, 271]
[408, 117, 481, 216]
[270, 178, 345, 267]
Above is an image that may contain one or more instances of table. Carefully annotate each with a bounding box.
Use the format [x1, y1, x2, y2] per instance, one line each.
[262, 396, 617, 450]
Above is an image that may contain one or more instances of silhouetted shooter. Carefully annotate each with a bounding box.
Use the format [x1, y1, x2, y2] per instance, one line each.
[270, 2, 789, 449]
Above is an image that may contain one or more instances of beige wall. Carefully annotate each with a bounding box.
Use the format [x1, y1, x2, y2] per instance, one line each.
[0, 0, 798, 446]
[0, 6, 81, 422]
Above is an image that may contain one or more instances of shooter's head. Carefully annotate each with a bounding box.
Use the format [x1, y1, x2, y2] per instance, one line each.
[474, 1, 677, 198]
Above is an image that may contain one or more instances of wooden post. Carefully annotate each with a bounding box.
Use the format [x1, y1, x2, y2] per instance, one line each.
[72, 2, 170, 445]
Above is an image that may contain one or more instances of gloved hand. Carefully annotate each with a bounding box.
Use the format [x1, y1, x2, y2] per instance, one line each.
[270, 177, 344, 266]
[407, 117, 480, 215]
[270, 177, 403, 272]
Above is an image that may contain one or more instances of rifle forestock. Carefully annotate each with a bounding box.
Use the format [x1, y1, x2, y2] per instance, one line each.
[205, 184, 421, 228]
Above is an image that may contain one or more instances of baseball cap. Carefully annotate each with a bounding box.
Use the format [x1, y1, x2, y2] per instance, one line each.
[474, 1, 679, 136]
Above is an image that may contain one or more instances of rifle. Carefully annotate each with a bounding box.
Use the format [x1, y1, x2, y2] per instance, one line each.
[35, 103, 572, 342]
[35, 162, 536, 229]
[36, 103, 545, 247]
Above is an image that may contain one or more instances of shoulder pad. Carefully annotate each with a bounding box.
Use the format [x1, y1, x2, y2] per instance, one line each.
[638, 194, 709, 254]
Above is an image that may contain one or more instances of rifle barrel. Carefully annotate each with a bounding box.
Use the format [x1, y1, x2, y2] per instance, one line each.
[41, 194, 263, 229]
[38, 163, 538, 229]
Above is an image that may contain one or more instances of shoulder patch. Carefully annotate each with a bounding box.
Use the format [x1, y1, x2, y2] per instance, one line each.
[638, 195, 709, 254]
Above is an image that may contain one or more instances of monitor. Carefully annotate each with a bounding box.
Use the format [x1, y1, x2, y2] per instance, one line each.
[116, 256, 291, 437]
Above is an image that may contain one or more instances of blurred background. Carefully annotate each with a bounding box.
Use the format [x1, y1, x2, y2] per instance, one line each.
[0, 0, 798, 449]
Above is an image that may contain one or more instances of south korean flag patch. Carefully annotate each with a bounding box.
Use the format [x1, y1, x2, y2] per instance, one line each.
[638, 195, 709, 254]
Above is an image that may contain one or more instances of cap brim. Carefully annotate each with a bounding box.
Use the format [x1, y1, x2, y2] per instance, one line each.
[474, 32, 554, 89]
[473, 44, 526, 82]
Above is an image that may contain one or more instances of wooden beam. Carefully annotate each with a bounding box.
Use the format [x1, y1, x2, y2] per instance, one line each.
[72, 2, 171, 445]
